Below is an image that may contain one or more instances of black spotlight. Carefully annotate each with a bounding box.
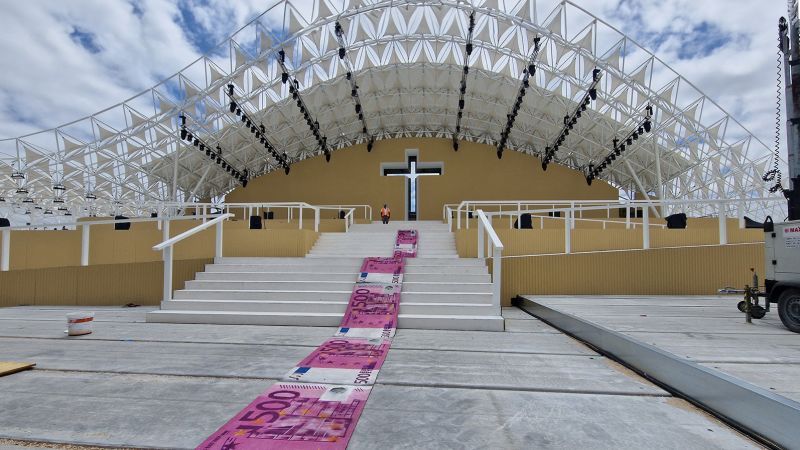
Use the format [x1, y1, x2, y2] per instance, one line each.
[643, 120, 652, 133]
[497, 149, 503, 159]
[626, 137, 633, 146]
[589, 88, 597, 101]
[284, 165, 290, 175]
[367, 141, 374, 152]
[346, 72, 352, 80]
[325, 152, 331, 162]
[193, 138, 200, 147]
[229, 102, 237, 113]
[453, 141, 459, 152]
[180, 128, 187, 140]
[338, 47, 346, 59]
[281, 72, 289, 84]
[466, 43, 473, 55]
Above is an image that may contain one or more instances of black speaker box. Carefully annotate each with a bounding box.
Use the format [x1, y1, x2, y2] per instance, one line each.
[249, 215, 263, 229]
[114, 215, 130, 230]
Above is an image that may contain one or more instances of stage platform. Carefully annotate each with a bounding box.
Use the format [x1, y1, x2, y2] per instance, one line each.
[516, 295, 800, 448]
[0, 306, 757, 449]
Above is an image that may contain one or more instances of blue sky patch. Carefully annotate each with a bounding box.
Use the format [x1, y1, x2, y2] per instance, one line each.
[70, 27, 102, 54]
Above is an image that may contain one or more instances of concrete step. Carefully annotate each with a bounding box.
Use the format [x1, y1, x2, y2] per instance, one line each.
[172, 289, 494, 304]
[214, 257, 481, 266]
[205, 264, 489, 275]
[146, 310, 504, 331]
[195, 271, 492, 283]
[184, 280, 492, 293]
[160, 299, 495, 316]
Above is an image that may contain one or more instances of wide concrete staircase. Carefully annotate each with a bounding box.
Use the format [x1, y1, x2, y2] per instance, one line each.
[147, 221, 504, 331]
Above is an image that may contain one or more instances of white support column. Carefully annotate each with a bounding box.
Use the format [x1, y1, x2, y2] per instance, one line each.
[626, 204, 631, 229]
[642, 207, 650, 250]
[157, 211, 162, 231]
[314, 208, 320, 232]
[477, 218, 485, 259]
[738, 202, 745, 229]
[202, 204, 207, 224]
[1, 229, 10, 272]
[516, 203, 521, 229]
[81, 224, 90, 266]
[456, 206, 462, 230]
[299, 206, 303, 230]
[564, 210, 572, 254]
[718, 203, 728, 245]
[215, 219, 224, 258]
[492, 246, 502, 316]
[162, 219, 170, 261]
[162, 246, 173, 302]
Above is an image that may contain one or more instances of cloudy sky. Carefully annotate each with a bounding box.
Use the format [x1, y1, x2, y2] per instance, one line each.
[0, 0, 789, 155]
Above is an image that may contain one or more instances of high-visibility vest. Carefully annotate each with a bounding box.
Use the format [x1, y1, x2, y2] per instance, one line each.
[381, 207, 391, 217]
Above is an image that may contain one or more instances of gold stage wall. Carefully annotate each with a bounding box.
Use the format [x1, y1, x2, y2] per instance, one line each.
[226, 138, 619, 220]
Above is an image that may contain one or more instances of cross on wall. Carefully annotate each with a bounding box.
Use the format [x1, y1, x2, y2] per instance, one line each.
[381, 151, 443, 221]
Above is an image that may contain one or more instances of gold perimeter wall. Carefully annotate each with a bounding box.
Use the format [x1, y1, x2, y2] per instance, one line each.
[0, 138, 767, 307]
[226, 138, 619, 220]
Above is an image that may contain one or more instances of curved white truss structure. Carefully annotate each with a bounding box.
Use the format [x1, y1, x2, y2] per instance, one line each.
[0, 0, 787, 220]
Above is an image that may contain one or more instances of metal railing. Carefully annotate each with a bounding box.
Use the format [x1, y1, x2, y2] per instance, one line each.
[475, 209, 503, 315]
[446, 198, 785, 252]
[152, 213, 234, 302]
[316, 204, 372, 220]
[0, 214, 225, 272]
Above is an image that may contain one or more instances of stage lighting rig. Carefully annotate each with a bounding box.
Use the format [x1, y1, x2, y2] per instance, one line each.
[334, 21, 375, 152]
[179, 113, 247, 186]
[542, 68, 603, 170]
[226, 84, 290, 173]
[496, 36, 542, 159]
[452, 11, 477, 152]
[277, 49, 331, 162]
[585, 105, 653, 185]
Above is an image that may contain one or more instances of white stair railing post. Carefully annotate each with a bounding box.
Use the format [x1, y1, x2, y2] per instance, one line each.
[564, 210, 571, 254]
[81, 224, 90, 266]
[492, 245, 502, 316]
[642, 207, 650, 249]
[202, 205, 207, 224]
[162, 219, 170, 261]
[1, 229, 10, 271]
[299, 205, 303, 230]
[215, 219, 224, 258]
[718, 203, 728, 245]
[625, 204, 631, 229]
[477, 217, 485, 259]
[162, 245, 173, 302]
[314, 208, 320, 232]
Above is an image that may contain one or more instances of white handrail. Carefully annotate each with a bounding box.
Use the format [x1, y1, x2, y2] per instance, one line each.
[343, 208, 355, 232]
[476, 209, 503, 315]
[152, 213, 233, 302]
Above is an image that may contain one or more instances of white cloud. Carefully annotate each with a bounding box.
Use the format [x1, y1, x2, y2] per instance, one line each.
[0, 0, 790, 160]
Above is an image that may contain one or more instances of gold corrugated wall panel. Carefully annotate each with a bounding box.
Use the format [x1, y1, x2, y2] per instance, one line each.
[3, 226, 317, 270]
[0, 259, 211, 308]
[496, 244, 764, 305]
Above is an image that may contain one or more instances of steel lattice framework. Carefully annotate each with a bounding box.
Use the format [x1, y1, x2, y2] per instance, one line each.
[0, 0, 787, 219]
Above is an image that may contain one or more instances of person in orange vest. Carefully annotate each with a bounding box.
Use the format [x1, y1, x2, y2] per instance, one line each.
[380, 204, 391, 224]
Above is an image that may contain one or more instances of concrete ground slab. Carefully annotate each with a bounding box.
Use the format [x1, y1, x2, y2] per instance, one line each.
[0, 306, 758, 448]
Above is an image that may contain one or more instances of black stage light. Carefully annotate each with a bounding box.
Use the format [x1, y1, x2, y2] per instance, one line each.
[626, 137, 633, 146]
[466, 43, 473, 55]
[186, 132, 193, 141]
[542, 161, 548, 171]
[459, 99, 465, 109]
[285, 166, 290, 175]
[180, 128, 187, 140]
[497, 149, 503, 159]
[193, 138, 200, 147]
[453, 141, 459, 152]
[227, 84, 234, 96]
[235, 108, 241, 116]
[346, 72, 352, 80]
[523, 78, 529, 88]
[464, 65, 469, 75]
[278, 50, 285, 63]
[632, 131, 638, 140]
[217, 145, 222, 155]
[355, 104, 361, 113]
[325, 152, 331, 162]
[367, 141, 374, 152]
[643, 120, 652, 132]
[281, 72, 289, 84]
[528, 64, 535, 74]
[362, 126, 367, 133]
[297, 100, 302, 107]
[351, 89, 357, 97]
[199, 143, 205, 152]
[241, 115, 247, 123]
[589, 88, 597, 100]
[593, 68, 601, 81]
[180, 114, 186, 126]
[242, 178, 248, 188]
[339, 47, 346, 59]
[229, 102, 237, 113]
[586, 176, 593, 186]
[638, 126, 644, 135]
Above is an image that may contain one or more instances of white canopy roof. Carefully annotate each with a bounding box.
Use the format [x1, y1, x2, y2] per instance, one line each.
[0, 0, 785, 218]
